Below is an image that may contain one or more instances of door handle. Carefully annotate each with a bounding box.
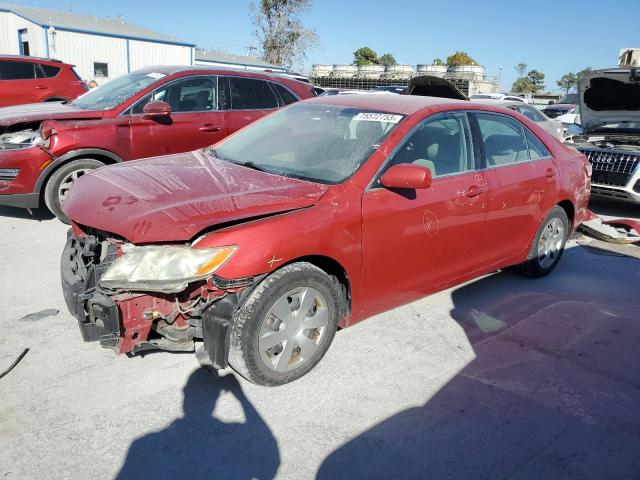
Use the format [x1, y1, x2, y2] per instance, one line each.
[464, 186, 486, 198]
[545, 168, 557, 179]
[199, 125, 221, 133]
[35, 85, 47, 89]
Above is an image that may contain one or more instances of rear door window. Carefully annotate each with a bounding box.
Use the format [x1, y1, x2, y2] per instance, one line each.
[476, 113, 530, 166]
[525, 130, 551, 159]
[229, 77, 278, 110]
[0, 60, 36, 80]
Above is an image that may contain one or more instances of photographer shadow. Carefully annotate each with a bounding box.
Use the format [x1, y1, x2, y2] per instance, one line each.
[116, 368, 279, 480]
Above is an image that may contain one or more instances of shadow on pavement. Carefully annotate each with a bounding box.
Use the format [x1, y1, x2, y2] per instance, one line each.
[318, 247, 640, 479]
[116, 368, 280, 480]
[0, 205, 55, 221]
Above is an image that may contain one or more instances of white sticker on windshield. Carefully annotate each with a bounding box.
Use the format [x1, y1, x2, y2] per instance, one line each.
[354, 112, 403, 124]
[146, 72, 166, 80]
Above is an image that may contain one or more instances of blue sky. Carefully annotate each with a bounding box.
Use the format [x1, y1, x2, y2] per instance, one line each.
[12, 0, 640, 93]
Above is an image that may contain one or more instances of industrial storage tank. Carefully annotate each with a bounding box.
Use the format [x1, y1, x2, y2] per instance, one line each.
[332, 64, 358, 78]
[382, 64, 414, 79]
[311, 64, 334, 77]
[416, 64, 447, 77]
[448, 64, 485, 80]
[356, 64, 385, 79]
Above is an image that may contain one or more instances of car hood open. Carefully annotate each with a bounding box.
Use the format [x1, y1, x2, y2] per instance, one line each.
[578, 68, 640, 133]
[63, 150, 328, 243]
[0, 102, 105, 127]
[404, 75, 469, 101]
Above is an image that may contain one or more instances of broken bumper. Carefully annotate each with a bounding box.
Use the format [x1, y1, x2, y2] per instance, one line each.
[60, 230, 253, 368]
[61, 231, 121, 348]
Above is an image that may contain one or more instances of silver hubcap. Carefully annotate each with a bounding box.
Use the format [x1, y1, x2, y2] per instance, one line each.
[537, 217, 565, 269]
[58, 169, 93, 204]
[258, 287, 329, 372]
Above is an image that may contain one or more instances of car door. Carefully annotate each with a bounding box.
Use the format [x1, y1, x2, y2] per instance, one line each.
[473, 112, 559, 265]
[225, 76, 280, 135]
[127, 75, 227, 159]
[361, 112, 488, 315]
[0, 60, 40, 106]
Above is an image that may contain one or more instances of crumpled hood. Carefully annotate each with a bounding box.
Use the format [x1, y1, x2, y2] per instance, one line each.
[578, 68, 640, 132]
[0, 102, 105, 127]
[63, 150, 328, 243]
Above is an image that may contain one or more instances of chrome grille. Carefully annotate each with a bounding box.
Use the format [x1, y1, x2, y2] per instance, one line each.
[578, 147, 640, 187]
[0, 168, 19, 182]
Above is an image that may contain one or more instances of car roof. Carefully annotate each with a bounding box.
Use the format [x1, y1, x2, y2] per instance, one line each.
[305, 93, 469, 115]
[131, 65, 307, 85]
[471, 99, 529, 107]
[0, 55, 70, 66]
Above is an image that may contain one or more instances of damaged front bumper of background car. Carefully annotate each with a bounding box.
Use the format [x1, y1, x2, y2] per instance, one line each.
[61, 228, 260, 369]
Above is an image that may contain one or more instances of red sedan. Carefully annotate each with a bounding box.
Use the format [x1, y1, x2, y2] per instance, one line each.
[61, 94, 591, 386]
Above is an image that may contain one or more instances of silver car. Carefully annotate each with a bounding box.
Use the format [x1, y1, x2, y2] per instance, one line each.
[472, 99, 564, 139]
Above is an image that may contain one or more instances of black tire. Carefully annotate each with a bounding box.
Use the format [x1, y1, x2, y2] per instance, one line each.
[228, 262, 342, 386]
[44, 158, 105, 223]
[521, 206, 569, 278]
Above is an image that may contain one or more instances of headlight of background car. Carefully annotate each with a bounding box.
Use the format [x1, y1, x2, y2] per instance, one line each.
[100, 245, 237, 293]
[0, 129, 48, 150]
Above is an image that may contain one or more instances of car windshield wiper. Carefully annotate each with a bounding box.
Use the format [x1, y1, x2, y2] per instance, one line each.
[239, 161, 268, 173]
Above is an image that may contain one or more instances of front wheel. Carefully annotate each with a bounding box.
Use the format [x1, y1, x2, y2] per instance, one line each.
[44, 158, 105, 223]
[521, 206, 569, 277]
[228, 262, 342, 386]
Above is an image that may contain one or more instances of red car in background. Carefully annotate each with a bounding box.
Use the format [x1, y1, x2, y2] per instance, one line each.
[61, 94, 591, 386]
[0, 66, 314, 221]
[0, 55, 88, 107]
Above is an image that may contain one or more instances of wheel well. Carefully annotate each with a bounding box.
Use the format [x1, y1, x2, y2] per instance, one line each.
[291, 255, 352, 322]
[557, 200, 575, 228]
[38, 153, 117, 200]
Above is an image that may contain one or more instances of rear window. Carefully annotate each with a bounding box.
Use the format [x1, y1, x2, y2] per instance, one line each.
[271, 82, 298, 105]
[0, 60, 36, 80]
[229, 77, 278, 110]
[40, 64, 61, 78]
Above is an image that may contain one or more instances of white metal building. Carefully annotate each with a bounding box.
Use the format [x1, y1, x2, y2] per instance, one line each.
[194, 48, 286, 73]
[0, 2, 195, 83]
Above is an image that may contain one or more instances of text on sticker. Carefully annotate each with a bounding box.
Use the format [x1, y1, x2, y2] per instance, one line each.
[354, 112, 403, 124]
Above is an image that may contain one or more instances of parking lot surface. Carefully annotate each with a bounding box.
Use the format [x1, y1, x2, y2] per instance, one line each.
[1, 201, 639, 479]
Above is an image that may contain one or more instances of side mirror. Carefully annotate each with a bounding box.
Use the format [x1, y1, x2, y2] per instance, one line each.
[143, 100, 171, 118]
[380, 164, 432, 190]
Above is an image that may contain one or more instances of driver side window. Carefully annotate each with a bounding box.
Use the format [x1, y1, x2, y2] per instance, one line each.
[379, 112, 474, 183]
[131, 76, 218, 114]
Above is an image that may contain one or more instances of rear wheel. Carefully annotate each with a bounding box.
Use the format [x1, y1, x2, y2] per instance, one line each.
[44, 158, 105, 223]
[228, 262, 342, 386]
[521, 206, 569, 277]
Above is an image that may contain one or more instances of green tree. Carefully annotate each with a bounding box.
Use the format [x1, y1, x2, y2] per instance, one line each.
[432, 58, 444, 66]
[378, 53, 396, 67]
[526, 69, 545, 92]
[556, 73, 577, 94]
[251, 0, 318, 69]
[515, 63, 527, 77]
[446, 51, 476, 67]
[577, 66, 592, 79]
[353, 47, 379, 65]
[512, 77, 536, 93]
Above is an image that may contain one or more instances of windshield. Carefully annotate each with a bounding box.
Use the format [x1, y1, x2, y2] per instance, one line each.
[71, 72, 165, 110]
[212, 103, 404, 183]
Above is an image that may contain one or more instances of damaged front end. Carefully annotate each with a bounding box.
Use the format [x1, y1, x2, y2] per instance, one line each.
[61, 228, 257, 369]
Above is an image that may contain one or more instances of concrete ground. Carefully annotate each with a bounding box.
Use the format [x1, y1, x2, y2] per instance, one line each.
[0, 200, 639, 480]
